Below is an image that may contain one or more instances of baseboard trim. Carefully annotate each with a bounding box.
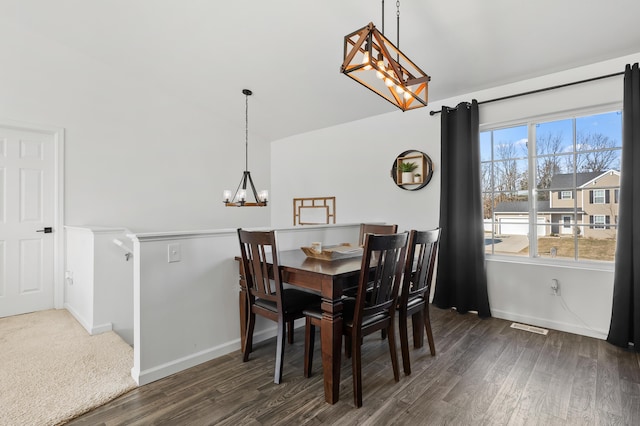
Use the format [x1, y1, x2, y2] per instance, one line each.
[90, 322, 114, 335]
[133, 326, 279, 386]
[64, 303, 113, 335]
[491, 309, 607, 340]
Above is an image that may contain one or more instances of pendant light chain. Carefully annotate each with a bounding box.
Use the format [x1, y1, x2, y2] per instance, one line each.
[381, 0, 384, 35]
[396, 1, 400, 48]
[245, 92, 249, 172]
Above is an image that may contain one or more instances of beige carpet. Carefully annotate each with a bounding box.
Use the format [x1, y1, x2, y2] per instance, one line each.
[0, 309, 137, 426]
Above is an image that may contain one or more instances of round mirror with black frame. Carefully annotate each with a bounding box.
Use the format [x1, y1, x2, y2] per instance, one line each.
[390, 150, 434, 190]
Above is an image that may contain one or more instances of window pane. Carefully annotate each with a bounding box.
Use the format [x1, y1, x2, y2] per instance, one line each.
[493, 159, 528, 194]
[536, 119, 573, 156]
[493, 126, 528, 160]
[536, 153, 575, 190]
[536, 234, 576, 260]
[480, 131, 492, 162]
[576, 111, 622, 148]
[482, 193, 494, 220]
[577, 224, 617, 262]
[489, 192, 529, 256]
[481, 162, 493, 193]
[576, 111, 622, 172]
[490, 233, 530, 257]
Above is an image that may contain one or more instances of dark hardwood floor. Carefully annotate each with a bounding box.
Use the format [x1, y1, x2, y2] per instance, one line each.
[66, 307, 640, 425]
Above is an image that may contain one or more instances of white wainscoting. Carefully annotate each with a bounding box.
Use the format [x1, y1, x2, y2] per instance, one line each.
[129, 224, 361, 385]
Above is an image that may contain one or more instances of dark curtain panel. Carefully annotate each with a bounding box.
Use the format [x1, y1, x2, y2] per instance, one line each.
[433, 100, 491, 317]
[608, 63, 640, 350]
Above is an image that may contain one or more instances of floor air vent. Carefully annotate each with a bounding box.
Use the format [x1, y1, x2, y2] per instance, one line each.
[510, 322, 549, 335]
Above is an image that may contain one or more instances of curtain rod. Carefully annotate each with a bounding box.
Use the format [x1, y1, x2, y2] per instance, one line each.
[429, 71, 625, 116]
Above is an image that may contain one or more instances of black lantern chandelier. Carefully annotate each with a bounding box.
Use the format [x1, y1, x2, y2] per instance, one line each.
[222, 89, 268, 207]
[341, 1, 430, 111]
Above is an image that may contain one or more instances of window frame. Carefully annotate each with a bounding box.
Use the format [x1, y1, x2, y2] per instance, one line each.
[480, 103, 621, 265]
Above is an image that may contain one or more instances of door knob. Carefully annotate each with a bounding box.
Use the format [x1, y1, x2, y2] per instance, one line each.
[36, 227, 53, 233]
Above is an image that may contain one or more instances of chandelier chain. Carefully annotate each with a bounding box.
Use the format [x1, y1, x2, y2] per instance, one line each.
[396, 0, 400, 48]
[245, 91, 249, 172]
[382, 0, 384, 34]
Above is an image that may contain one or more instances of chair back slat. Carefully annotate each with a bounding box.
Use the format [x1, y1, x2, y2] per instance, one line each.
[355, 232, 408, 326]
[238, 229, 281, 306]
[401, 228, 441, 306]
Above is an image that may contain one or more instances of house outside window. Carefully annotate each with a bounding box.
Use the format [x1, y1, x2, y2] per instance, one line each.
[482, 110, 621, 262]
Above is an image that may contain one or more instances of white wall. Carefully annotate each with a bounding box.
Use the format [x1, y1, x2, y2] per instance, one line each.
[271, 111, 441, 231]
[270, 52, 640, 339]
[0, 16, 271, 233]
[64, 227, 96, 328]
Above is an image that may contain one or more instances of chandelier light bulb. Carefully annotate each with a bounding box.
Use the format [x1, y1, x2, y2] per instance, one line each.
[362, 51, 372, 70]
[404, 91, 412, 100]
[376, 59, 386, 79]
[385, 77, 394, 87]
[237, 189, 246, 202]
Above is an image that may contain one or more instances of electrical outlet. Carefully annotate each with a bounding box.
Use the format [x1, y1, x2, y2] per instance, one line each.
[550, 278, 560, 296]
[65, 270, 73, 285]
[168, 243, 181, 263]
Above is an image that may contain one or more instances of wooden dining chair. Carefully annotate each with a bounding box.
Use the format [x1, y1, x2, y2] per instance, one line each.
[347, 223, 400, 302]
[237, 228, 321, 384]
[303, 232, 409, 407]
[397, 228, 441, 375]
[358, 223, 398, 246]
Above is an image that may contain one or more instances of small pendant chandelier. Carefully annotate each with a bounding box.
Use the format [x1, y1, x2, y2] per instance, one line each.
[341, 1, 430, 111]
[222, 89, 268, 207]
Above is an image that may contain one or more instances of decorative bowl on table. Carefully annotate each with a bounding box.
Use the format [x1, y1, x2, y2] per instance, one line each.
[300, 243, 363, 260]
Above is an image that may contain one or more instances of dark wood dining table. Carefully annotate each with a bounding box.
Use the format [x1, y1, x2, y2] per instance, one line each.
[236, 249, 363, 404]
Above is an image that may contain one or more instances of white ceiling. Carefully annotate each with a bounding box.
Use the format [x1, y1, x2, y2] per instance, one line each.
[5, 0, 640, 142]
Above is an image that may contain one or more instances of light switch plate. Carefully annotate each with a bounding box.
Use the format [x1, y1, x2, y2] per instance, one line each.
[168, 243, 181, 263]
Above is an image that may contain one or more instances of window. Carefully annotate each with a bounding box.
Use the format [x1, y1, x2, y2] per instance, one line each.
[592, 215, 606, 229]
[482, 110, 621, 262]
[592, 189, 606, 204]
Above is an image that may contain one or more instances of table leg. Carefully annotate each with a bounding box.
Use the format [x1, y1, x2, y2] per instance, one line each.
[320, 297, 342, 404]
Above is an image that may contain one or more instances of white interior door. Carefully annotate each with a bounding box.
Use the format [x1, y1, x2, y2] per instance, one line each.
[0, 126, 56, 317]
